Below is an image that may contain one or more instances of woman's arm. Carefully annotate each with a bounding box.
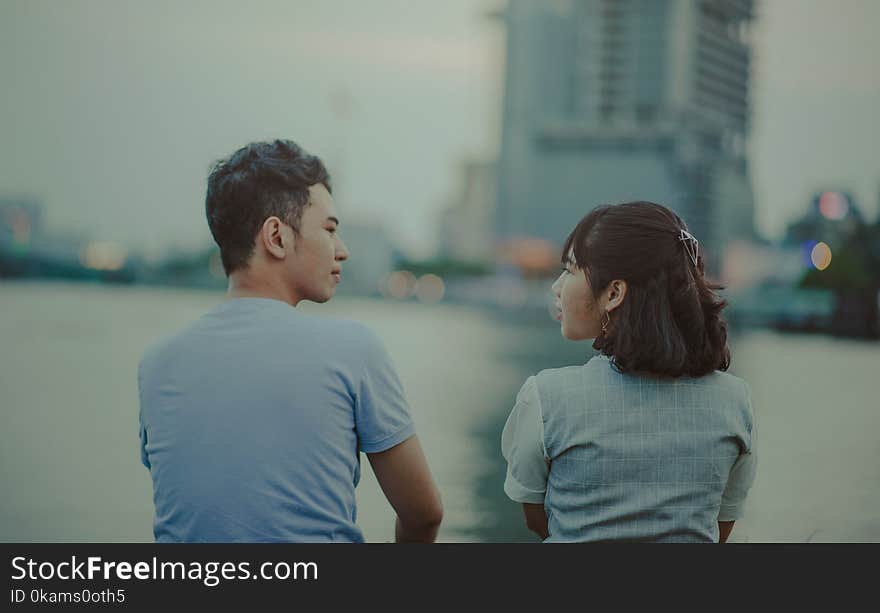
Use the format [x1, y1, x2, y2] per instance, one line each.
[502, 377, 551, 539]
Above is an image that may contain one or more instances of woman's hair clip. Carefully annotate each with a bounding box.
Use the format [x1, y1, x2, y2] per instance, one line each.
[678, 229, 699, 267]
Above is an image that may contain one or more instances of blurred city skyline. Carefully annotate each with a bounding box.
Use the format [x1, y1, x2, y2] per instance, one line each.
[2, 0, 879, 259]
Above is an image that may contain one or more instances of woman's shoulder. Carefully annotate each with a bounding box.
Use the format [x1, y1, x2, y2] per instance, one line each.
[533, 362, 586, 385]
[528, 356, 611, 405]
[683, 370, 753, 423]
[695, 369, 751, 398]
[532, 354, 615, 384]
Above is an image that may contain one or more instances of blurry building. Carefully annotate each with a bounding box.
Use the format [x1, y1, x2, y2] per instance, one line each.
[0, 196, 137, 282]
[0, 197, 43, 251]
[438, 159, 497, 264]
[496, 0, 757, 270]
[335, 221, 397, 296]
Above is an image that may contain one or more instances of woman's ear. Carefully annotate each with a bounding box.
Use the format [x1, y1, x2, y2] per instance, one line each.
[605, 279, 628, 312]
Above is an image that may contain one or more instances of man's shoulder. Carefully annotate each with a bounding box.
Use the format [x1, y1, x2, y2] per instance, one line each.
[333, 319, 390, 364]
[139, 304, 387, 374]
[138, 330, 183, 377]
[296, 313, 382, 352]
[137, 310, 216, 375]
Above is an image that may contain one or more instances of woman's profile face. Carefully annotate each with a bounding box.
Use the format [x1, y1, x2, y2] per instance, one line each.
[551, 257, 601, 341]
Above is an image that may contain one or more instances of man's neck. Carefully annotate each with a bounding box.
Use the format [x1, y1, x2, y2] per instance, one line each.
[227, 271, 301, 307]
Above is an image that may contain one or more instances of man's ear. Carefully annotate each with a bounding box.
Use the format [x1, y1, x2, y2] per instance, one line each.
[260, 217, 289, 260]
[605, 279, 628, 313]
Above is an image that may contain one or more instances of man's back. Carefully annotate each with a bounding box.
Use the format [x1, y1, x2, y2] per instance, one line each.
[138, 297, 415, 542]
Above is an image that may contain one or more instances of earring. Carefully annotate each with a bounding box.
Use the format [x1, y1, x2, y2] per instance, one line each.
[601, 311, 610, 335]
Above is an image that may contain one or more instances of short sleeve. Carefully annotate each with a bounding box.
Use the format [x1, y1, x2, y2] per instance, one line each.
[137, 360, 151, 470]
[354, 331, 416, 454]
[501, 376, 549, 504]
[139, 423, 150, 469]
[719, 384, 758, 521]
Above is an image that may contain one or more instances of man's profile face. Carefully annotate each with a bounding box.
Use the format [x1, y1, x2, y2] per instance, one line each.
[286, 184, 349, 303]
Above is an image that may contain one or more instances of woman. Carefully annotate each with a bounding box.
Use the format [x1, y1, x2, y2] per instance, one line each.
[501, 201, 756, 543]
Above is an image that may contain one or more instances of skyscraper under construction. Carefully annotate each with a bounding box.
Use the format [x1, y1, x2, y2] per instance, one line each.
[496, 0, 757, 267]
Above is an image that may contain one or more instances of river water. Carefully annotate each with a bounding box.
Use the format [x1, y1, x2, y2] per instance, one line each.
[1, 281, 878, 542]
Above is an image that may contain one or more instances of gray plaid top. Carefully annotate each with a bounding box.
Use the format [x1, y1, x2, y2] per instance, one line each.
[502, 354, 756, 543]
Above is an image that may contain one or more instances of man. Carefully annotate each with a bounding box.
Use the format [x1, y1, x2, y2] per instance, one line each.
[138, 139, 442, 542]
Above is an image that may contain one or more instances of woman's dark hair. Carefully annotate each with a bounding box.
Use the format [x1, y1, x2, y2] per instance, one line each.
[562, 201, 730, 378]
[205, 139, 331, 275]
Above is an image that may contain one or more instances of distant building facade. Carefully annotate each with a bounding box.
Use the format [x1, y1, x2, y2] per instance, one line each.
[336, 221, 397, 296]
[438, 159, 497, 264]
[0, 197, 43, 250]
[496, 0, 757, 269]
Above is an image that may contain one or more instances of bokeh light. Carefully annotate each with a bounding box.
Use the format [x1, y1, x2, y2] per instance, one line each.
[386, 270, 417, 300]
[79, 242, 127, 271]
[415, 274, 445, 304]
[9, 211, 32, 247]
[810, 242, 832, 271]
[818, 192, 848, 220]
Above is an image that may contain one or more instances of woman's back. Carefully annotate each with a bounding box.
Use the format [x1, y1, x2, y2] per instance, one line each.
[533, 355, 754, 542]
[502, 201, 757, 542]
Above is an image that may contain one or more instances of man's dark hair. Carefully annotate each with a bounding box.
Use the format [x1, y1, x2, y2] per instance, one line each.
[563, 201, 731, 378]
[205, 139, 331, 275]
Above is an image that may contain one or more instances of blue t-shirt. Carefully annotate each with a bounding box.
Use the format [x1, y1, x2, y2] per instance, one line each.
[137, 297, 415, 542]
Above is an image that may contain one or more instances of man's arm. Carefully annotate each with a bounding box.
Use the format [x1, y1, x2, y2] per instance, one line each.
[367, 435, 443, 543]
[718, 521, 735, 543]
[522, 503, 549, 540]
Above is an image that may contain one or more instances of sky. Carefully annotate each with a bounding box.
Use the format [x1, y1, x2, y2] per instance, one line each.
[1, 0, 878, 259]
